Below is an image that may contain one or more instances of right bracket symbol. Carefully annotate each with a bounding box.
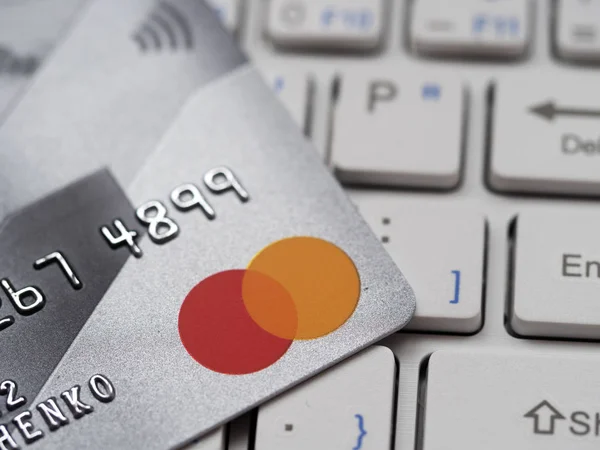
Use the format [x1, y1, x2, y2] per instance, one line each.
[450, 270, 460, 304]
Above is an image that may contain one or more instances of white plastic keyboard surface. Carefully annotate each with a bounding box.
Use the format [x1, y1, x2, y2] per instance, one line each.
[243, 1, 600, 448]
[4, 1, 600, 449]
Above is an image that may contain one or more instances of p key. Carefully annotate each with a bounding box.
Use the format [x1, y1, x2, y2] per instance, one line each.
[331, 69, 466, 189]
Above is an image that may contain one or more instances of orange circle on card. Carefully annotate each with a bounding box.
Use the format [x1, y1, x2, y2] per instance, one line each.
[243, 237, 360, 339]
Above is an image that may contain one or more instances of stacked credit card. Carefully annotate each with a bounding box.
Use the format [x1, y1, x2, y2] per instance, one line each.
[0, 1, 415, 448]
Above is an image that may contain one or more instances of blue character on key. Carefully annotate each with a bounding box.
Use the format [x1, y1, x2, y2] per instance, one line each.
[450, 270, 460, 304]
[422, 83, 441, 101]
[353, 414, 367, 450]
[509, 17, 520, 36]
[473, 14, 519, 37]
[472, 14, 488, 34]
[493, 16, 520, 36]
[320, 7, 373, 30]
[321, 7, 335, 27]
[342, 9, 373, 30]
[274, 76, 285, 94]
[494, 16, 508, 35]
[359, 10, 374, 30]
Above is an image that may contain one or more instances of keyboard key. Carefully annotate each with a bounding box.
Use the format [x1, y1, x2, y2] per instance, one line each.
[355, 198, 485, 333]
[331, 70, 466, 189]
[255, 346, 396, 450]
[266, 0, 384, 51]
[184, 428, 226, 450]
[488, 73, 600, 196]
[556, 0, 600, 62]
[423, 350, 600, 449]
[259, 69, 311, 133]
[411, 0, 531, 58]
[206, 0, 241, 32]
[510, 211, 600, 339]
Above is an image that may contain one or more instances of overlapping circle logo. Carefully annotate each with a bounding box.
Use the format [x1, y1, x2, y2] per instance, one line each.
[178, 237, 360, 375]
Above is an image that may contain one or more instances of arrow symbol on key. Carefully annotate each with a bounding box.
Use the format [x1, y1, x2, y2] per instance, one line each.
[524, 400, 565, 435]
[529, 101, 600, 122]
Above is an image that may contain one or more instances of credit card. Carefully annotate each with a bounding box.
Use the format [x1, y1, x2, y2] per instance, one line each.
[0, 1, 415, 448]
[0, 0, 246, 434]
[0, 0, 88, 115]
[0, 0, 244, 219]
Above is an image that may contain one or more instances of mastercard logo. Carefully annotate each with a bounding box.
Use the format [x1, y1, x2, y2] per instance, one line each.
[178, 237, 361, 375]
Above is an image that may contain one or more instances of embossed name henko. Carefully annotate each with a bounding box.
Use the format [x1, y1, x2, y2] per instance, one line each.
[0, 375, 115, 448]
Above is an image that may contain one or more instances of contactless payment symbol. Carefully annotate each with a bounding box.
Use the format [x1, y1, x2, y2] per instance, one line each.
[178, 237, 360, 374]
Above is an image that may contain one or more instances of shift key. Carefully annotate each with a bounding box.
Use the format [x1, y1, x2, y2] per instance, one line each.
[423, 350, 600, 449]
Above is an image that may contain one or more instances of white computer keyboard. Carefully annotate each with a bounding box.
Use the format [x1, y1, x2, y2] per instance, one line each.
[3, 0, 600, 449]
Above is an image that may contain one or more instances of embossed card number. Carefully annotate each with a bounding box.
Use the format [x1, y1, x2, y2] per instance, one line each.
[0, 166, 249, 333]
[102, 165, 249, 252]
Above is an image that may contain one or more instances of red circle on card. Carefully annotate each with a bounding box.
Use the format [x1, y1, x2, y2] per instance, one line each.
[178, 270, 296, 375]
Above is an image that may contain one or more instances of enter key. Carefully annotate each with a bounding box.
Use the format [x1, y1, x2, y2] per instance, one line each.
[510, 210, 600, 339]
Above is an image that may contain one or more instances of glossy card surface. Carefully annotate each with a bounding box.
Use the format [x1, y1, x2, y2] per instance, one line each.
[0, 1, 415, 448]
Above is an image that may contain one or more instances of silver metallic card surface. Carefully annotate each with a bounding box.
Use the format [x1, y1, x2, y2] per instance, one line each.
[0, 1, 415, 448]
[0, 0, 244, 221]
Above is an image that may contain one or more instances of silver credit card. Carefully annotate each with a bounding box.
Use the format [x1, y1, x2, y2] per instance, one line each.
[0, 1, 415, 448]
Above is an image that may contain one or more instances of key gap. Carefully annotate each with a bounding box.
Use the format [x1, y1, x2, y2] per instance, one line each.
[503, 216, 518, 337]
[389, 353, 401, 450]
[482, 81, 496, 195]
[457, 85, 470, 192]
[401, 0, 415, 54]
[478, 220, 490, 334]
[326, 74, 341, 164]
[246, 408, 259, 450]
[303, 75, 316, 138]
[550, 0, 560, 60]
[414, 354, 432, 450]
